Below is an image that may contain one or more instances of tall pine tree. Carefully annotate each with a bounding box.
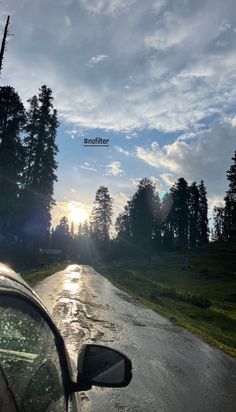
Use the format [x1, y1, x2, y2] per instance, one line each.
[161, 192, 175, 251]
[225, 151, 236, 240]
[189, 182, 200, 248]
[129, 178, 156, 258]
[90, 186, 113, 243]
[198, 180, 209, 245]
[0, 86, 26, 241]
[170, 178, 189, 250]
[20, 86, 59, 247]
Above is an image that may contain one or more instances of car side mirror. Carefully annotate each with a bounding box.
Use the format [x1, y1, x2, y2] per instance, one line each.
[75, 344, 132, 391]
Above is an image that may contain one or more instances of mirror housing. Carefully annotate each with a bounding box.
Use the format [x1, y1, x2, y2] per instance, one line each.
[74, 344, 132, 391]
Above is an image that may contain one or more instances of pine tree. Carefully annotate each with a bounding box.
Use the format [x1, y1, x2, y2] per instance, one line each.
[170, 178, 189, 249]
[225, 151, 236, 240]
[51, 216, 70, 253]
[70, 222, 75, 238]
[23, 95, 39, 186]
[115, 202, 132, 242]
[189, 182, 200, 248]
[82, 221, 90, 237]
[223, 195, 231, 240]
[198, 180, 209, 245]
[90, 186, 113, 243]
[129, 178, 155, 257]
[0, 86, 26, 241]
[161, 192, 175, 251]
[212, 205, 225, 241]
[20, 86, 59, 247]
[0, 16, 10, 76]
[153, 190, 162, 251]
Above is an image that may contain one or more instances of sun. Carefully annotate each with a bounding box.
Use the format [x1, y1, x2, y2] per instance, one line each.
[68, 203, 88, 225]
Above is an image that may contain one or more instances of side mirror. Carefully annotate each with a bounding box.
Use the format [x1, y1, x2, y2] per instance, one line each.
[75, 344, 132, 391]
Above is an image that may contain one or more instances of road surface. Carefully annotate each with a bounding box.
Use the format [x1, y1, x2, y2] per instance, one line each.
[34, 264, 236, 412]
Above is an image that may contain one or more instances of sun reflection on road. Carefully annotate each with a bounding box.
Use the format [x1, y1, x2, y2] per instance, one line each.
[64, 265, 81, 293]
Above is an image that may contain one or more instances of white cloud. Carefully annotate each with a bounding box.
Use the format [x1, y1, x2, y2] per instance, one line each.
[79, 0, 136, 15]
[137, 140, 189, 171]
[126, 131, 138, 139]
[219, 21, 231, 32]
[113, 192, 130, 212]
[64, 15, 72, 27]
[88, 54, 108, 66]
[106, 161, 124, 176]
[145, 27, 187, 51]
[137, 122, 236, 199]
[149, 176, 162, 190]
[80, 162, 97, 172]
[160, 173, 175, 187]
[115, 146, 130, 156]
[230, 116, 236, 127]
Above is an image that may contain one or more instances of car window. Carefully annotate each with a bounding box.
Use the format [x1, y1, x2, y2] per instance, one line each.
[0, 295, 66, 412]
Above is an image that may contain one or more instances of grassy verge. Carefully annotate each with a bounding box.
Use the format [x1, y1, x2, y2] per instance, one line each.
[94, 243, 236, 358]
[0, 248, 69, 287]
[20, 262, 68, 286]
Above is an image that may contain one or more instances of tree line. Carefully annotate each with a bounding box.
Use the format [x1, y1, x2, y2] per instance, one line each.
[115, 177, 208, 257]
[52, 178, 209, 261]
[0, 85, 58, 248]
[1, 83, 235, 262]
[53, 150, 236, 262]
[212, 151, 236, 242]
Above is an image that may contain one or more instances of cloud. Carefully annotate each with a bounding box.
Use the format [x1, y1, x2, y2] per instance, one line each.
[126, 131, 138, 139]
[160, 173, 175, 187]
[64, 15, 72, 27]
[137, 122, 236, 199]
[145, 23, 187, 51]
[231, 116, 236, 127]
[1, 0, 236, 133]
[88, 54, 108, 66]
[219, 22, 231, 32]
[80, 162, 97, 172]
[113, 191, 130, 212]
[137, 140, 189, 171]
[79, 0, 136, 15]
[115, 146, 129, 156]
[106, 161, 124, 176]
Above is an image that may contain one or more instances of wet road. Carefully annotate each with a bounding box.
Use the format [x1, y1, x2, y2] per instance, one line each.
[34, 264, 236, 412]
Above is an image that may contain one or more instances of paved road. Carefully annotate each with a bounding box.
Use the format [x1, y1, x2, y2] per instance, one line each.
[34, 264, 236, 412]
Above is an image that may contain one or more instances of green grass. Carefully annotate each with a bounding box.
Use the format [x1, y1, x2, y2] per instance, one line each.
[94, 242, 236, 358]
[20, 262, 67, 286]
[0, 248, 68, 286]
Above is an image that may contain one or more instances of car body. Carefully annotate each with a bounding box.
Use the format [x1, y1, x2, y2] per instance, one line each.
[0, 263, 132, 411]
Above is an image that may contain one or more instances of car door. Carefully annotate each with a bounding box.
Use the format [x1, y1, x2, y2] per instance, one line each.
[0, 294, 70, 412]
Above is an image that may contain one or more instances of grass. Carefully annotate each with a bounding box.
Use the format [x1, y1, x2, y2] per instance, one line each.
[94, 242, 236, 358]
[0, 248, 68, 287]
[20, 262, 68, 286]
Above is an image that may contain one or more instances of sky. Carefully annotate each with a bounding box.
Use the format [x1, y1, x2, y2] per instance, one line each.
[0, 0, 236, 229]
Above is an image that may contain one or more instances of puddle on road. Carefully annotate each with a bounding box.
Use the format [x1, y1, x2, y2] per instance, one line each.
[63, 271, 81, 293]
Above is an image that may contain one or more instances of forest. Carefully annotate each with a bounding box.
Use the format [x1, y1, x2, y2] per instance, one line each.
[0, 85, 236, 268]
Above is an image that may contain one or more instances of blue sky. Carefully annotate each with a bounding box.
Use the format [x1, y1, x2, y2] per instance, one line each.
[1, 0, 236, 227]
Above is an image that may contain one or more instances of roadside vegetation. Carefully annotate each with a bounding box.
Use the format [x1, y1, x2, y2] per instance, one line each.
[94, 242, 236, 358]
[0, 247, 68, 286]
[20, 262, 68, 286]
